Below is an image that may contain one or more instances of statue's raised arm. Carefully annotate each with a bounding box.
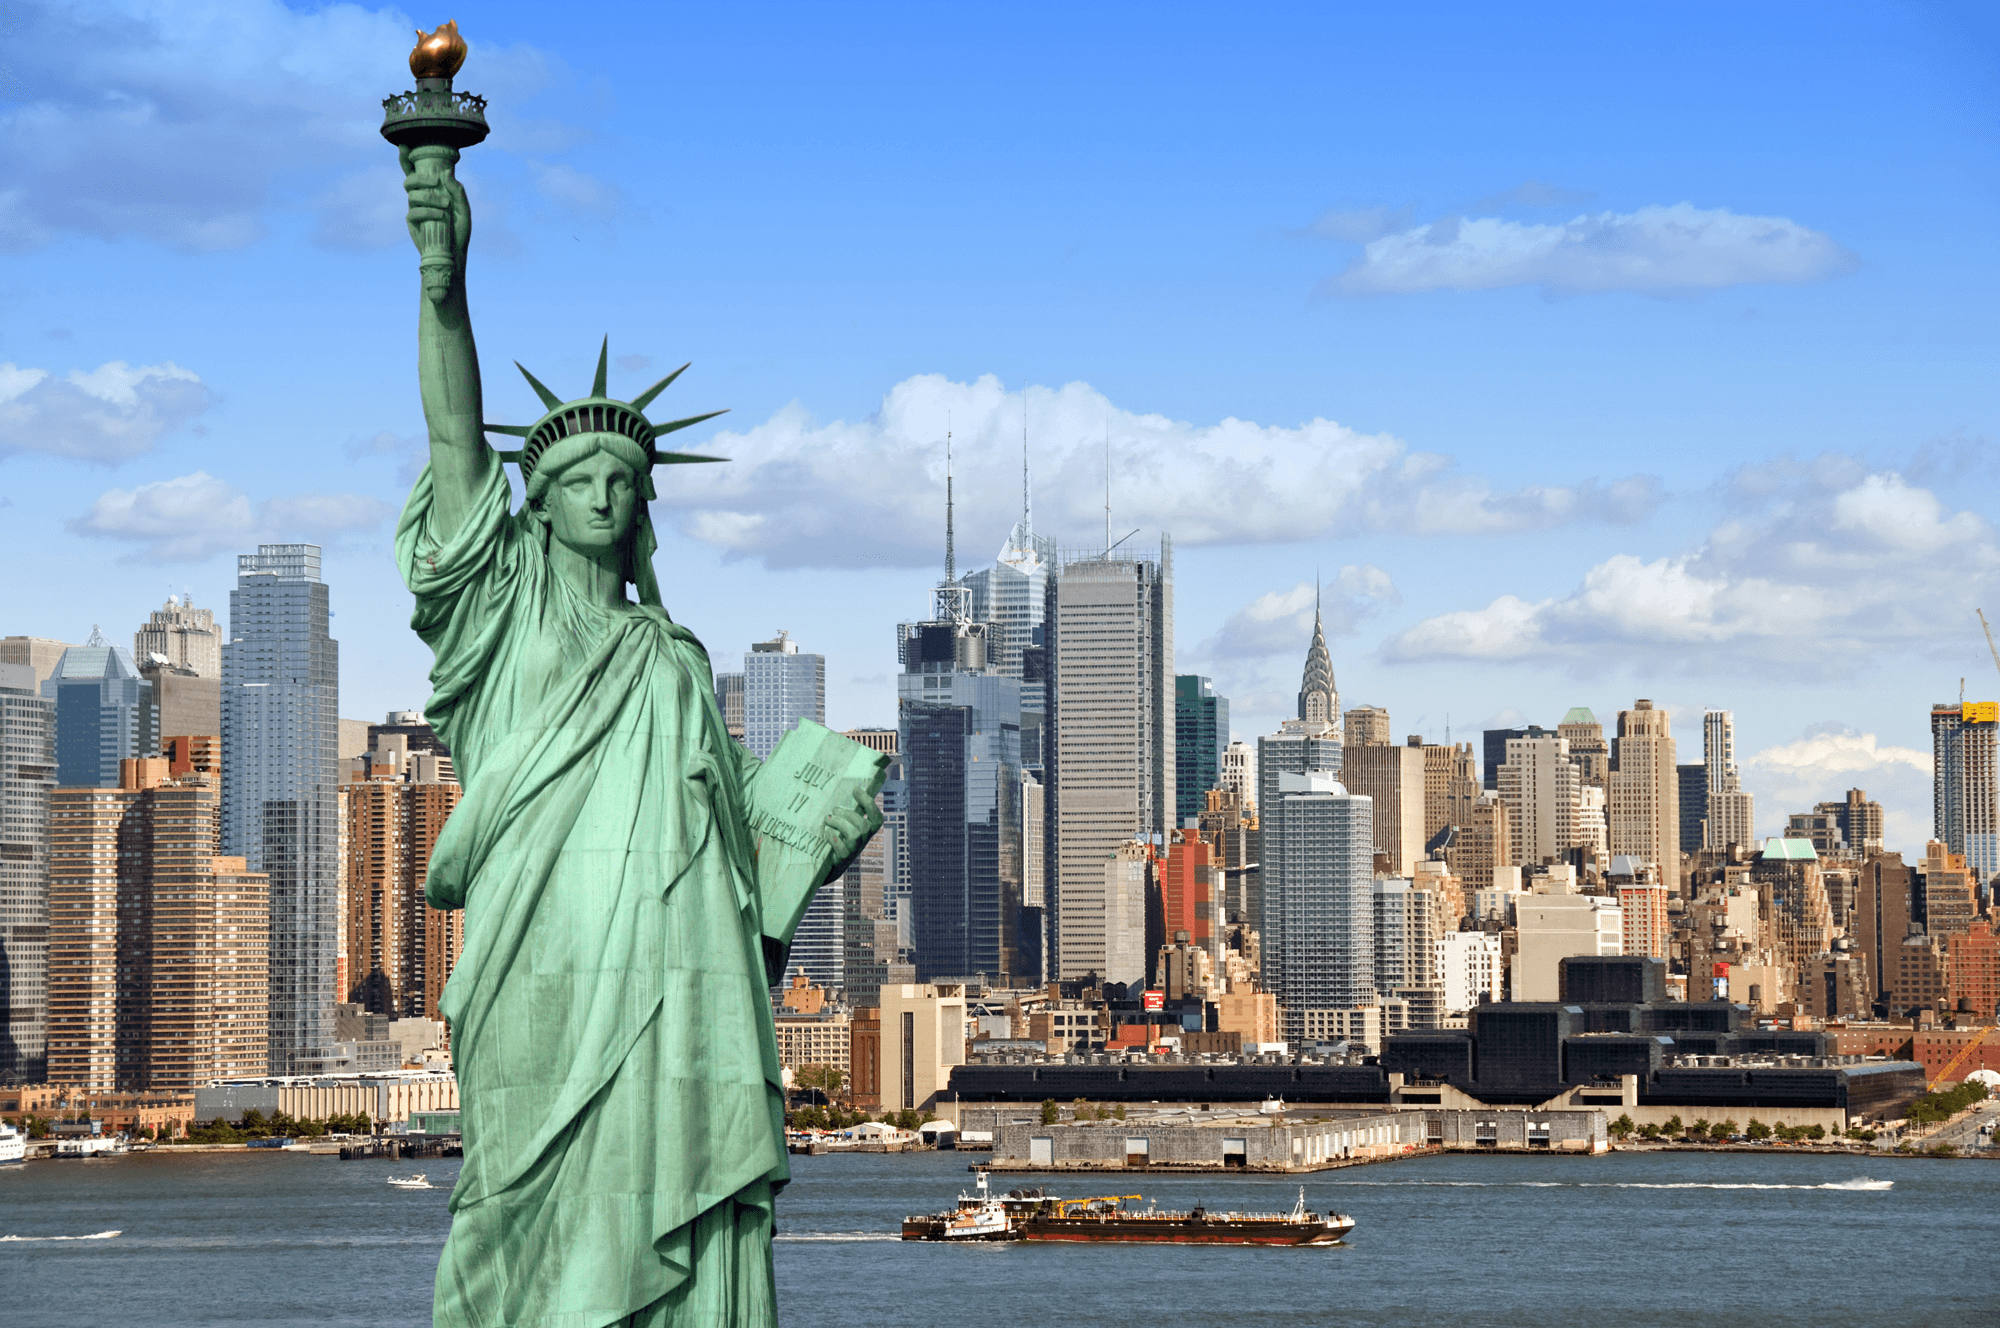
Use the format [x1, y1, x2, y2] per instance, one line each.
[402, 142, 493, 540]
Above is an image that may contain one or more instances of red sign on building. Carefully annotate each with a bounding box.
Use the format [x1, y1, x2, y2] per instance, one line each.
[1142, 989, 1165, 1012]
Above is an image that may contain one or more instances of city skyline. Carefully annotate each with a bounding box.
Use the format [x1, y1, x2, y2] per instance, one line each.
[2, 2, 1995, 857]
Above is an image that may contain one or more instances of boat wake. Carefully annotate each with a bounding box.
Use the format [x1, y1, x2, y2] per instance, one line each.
[1335, 1179, 1892, 1192]
[774, 1232, 902, 1243]
[0, 1230, 122, 1242]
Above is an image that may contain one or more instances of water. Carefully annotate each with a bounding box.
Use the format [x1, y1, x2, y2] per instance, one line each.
[2, 1148, 1993, 1326]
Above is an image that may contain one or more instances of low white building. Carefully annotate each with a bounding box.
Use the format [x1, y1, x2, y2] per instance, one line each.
[1436, 931, 1504, 1013]
[1512, 894, 1622, 1001]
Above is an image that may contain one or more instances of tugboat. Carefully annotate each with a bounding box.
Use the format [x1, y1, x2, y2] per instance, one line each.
[900, 1169, 1016, 1241]
[902, 1173, 1355, 1246]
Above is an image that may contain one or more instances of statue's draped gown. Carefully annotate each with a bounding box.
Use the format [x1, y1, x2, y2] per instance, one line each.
[399, 462, 791, 1327]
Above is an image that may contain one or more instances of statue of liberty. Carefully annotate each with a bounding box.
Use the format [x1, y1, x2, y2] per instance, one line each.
[387, 25, 884, 1326]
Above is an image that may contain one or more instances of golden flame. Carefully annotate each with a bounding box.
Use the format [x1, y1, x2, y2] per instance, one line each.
[409, 20, 467, 80]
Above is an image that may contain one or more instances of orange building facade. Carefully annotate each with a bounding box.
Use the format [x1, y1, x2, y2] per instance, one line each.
[1157, 829, 1217, 957]
[1947, 922, 1999, 1023]
[47, 755, 268, 1091]
[339, 772, 463, 1023]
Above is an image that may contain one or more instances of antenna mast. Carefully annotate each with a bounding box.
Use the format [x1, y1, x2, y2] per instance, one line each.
[1104, 423, 1111, 555]
[1023, 394, 1032, 538]
[933, 424, 968, 625]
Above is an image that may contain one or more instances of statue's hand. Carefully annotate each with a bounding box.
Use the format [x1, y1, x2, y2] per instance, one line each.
[822, 786, 883, 864]
[400, 143, 471, 274]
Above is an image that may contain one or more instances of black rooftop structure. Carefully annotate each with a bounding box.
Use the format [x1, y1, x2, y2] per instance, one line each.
[949, 953, 1926, 1115]
[1560, 955, 1669, 1005]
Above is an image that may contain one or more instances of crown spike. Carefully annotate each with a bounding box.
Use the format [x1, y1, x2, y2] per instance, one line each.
[631, 363, 690, 413]
[649, 408, 729, 438]
[591, 336, 609, 399]
[515, 362, 564, 411]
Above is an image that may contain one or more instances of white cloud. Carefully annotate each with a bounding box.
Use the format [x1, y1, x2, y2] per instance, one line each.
[1327, 203, 1856, 297]
[655, 374, 1664, 569]
[1382, 465, 2000, 676]
[0, 0, 576, 253]
[0, 360, 214, 462]
[70, 471, 393, 561]
[1197, 569, 1400, 661]
[1740, 724, 1935, 853]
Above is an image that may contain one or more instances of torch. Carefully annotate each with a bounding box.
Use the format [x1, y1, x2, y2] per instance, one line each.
[381, 21, 489, 304]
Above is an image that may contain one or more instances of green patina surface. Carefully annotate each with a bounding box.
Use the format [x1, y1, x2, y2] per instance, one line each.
[390, 59, 882, 1328]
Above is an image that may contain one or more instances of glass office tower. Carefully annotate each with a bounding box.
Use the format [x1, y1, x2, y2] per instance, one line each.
[0, 663, 54, 1083]
[223, 544, 338, 1075]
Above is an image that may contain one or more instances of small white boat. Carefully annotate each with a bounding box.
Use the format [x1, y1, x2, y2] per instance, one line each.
[387, 1174, 432, 1189]
[0, 1123, 24, 1164]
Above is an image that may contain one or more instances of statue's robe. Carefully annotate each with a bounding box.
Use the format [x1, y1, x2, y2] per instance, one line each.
[399, 462, 795, 1327]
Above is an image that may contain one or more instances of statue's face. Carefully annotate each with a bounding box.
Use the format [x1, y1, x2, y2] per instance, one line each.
[537, 446, 638, 556]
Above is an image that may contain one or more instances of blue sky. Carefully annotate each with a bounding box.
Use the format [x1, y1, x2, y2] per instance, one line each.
[3, 0, 1997, 851]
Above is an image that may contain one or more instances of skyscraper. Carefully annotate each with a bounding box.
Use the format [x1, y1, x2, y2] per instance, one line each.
[42, 631, 157, 788]
[743, 632, 825, 760]
[1448, 793, 1511, 892]
[1158, 827, 1220, 968]
[0, 637, 77, 690]
[1297, 600, 1339, 728]
[1830, 788, 1885, 853]
[1173, 675, 1228, 826]
[1420, 739, 1480, 849]
[223, 543, 339, 1074]
[134, 594, 221, 677]
[1220, 740, 1256, 808]
[1373, 875, 1442, 1026]
[1557, 707, 1608, 787]
[47, 757, 268, 1089]
[0, 662, 54, 1084]
[1482, 724, 1553, 792]
[1678, 763, 1709, 855]
[1497, 734, 1579, 867]
[339, 729, 463, 1023]
[1607, 700, 1680, 875]
[1932, 701, 1999, 882]
[1044, 541, 1173, 982]
[962, 469, 1053, 764]
[1342, 738, 1427, 875]
[1255, 613, 1343, 998]
[838, 766, 904, 1009]
[1270, 771, 1374, 1038]
[712, 672, 745, 743]
[898, 522, 1023, 985]
[1704, 708, 1755, 850]
[1343, 706, 1391, 748]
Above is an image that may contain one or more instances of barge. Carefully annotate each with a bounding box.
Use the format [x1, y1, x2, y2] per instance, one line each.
[902, 1171, 1355, 1246]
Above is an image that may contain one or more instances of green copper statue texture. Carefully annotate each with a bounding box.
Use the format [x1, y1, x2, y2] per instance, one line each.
[387, 24, 884, 1327]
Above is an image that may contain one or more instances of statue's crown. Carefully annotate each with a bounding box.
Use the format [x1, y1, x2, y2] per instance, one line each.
[483, 337, 727, 491]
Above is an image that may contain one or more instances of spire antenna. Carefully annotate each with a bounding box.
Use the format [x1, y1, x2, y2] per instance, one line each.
[1022, 391, 1032, 537]
[944, 425, 955, 586]
[1104, 422, 1111, 555]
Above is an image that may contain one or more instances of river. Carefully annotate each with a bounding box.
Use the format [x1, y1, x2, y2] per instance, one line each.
[2, 1147, 1993, 1326]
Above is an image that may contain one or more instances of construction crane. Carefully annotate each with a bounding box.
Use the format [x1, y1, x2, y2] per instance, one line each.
[1979, 609, 2000, 683]
[1928, 1024, 1998, 1091]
